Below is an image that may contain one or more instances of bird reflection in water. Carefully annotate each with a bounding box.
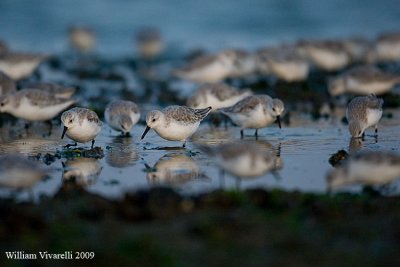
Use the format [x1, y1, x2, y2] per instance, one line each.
[196, 140, 283, 189]
[63, 158, 103, 186]
[145, 152, 209, 186]
[348, 135, 378, 154]
[0, 155, 48, 199]
[105, 136, 139, 168]
[326, 150, 400, 192]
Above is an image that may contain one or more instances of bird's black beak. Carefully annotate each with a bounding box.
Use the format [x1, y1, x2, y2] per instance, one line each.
[61, 126, 68, 139]
[141, 126, 151, 140]
[276, 116, 281, 129]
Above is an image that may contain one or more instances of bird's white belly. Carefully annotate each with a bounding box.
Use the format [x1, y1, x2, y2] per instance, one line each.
[269, 61, 309, 81]
[309, 48, 349, 70]
[366, 108, 382, 127]
[347, 78, 393, 95]
[154, 121, 200, 141]
[10, 99, 71, 121]
[66, 121, 101, 143]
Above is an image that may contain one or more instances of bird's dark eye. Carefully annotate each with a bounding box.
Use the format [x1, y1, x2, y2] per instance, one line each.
[152, 118, 156, 122]
[0, 103, 4, 107]
[69, 119, 73, 123]
[272, 108, 276, 112]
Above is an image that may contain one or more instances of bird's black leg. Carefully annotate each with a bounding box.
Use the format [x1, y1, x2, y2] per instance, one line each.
[91, 140, 95, 149]
[240, 129, 244, 139]
[182, 141, 186, 148]
[255, 129, 258, 138]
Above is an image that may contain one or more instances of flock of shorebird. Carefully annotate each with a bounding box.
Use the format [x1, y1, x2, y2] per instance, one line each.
[0, 27, 400, 192]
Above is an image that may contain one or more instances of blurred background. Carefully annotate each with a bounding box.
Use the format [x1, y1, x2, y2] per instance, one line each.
[1, 0, 400, 56]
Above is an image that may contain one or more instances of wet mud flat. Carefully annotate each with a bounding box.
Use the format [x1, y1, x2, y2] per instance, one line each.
[1, 186, 400, 267]
[1, 53, 400, 266]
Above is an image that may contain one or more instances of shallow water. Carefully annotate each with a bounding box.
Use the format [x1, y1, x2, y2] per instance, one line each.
[1, 110, 399, 201]
[1, 1, 400, 201]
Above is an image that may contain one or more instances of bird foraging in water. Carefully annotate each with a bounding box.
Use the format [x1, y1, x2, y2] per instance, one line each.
[141, 105, 212, 147]
[186, 83, 252, 111]
[219, 95, 284, 138]
[346, 94, 383, 138]
[0, 88, 75, 122]
[61, 107, 102, 149]
[328, 65, 400, 96]
[104, 100, 141, 136]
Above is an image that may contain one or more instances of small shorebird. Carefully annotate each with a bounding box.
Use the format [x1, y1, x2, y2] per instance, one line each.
[366, 32, 400, 63]
[0, 89, 75, 122]
[61, 107, 102, 148]
[69, 26, 96, 53]
[265, 46, 309, 82]
[104, 100, 140, 136]
[0, 52, 48, 80]
[224, 49, 257, 78]
[141, 105, 212, 147]
[346, 94, 383, 138]
[339, 36, 370, 63]
[0, 155, 47, 189]
[186, 83, 252, 111]
[0, 71, 16, 96]
[135, 27, 164, 59]
[327, 150, 400, 190]
[219, 94, 284, 138]
[26, 82, 76, 99]
[173, 51, 234, 83]
[296, 40, 351, 71]
[329, 65, 400, 96]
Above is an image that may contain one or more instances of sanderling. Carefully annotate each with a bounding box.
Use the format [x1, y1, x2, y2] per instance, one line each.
[104, 100, 140, 136]
[326, 151, 400, 190]
[135, 27, 164, 59]
[0, 71, 16, 96]
[296, 40, 351, 71]
[0, 52, 48, 80]
[224, 49, 257, 78]
[264, 46, 309, 82]
[61, 107, 102, 148]
[186, 83, 252, 111]
[26, 82, 76, 99]
[141, 105, 212, 147]
[63, 158, 103, 186]
[366, 32, 400, 63]
[69, 26, 96, 53]
[339, 36, 369, 63]
[0, 155, 47, 189]
[219, 94, 284, 138]
[173, 51, 234, 83]
[196, 141, 278, 179]
[146, 152, 206, 186]
[346, 94, 383, 138]
[329, 65, 400, 96]
[0, 89, 75, 122]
